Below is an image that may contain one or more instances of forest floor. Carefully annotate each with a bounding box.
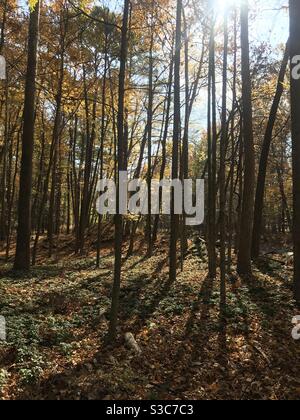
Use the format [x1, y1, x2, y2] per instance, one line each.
[0, 236, 299, 400]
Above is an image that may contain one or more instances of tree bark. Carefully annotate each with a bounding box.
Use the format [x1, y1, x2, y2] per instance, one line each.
[169, 0, 182, 283]
[14, 1, 40, 270]
[237, 0, 255, 276]
[289, 0, 300, 303]
[146, 4, 154, 256]
[207, 17, 217, 279]
[220, 11, 228, 309]
[107, 0, 130, 342]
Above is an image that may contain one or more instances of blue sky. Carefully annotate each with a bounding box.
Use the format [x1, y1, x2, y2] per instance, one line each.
[251, 0, 289, 46]
[192, 0, 290, 134]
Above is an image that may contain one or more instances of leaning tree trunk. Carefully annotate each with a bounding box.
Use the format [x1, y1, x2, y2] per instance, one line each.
[252, 42, 289, 259]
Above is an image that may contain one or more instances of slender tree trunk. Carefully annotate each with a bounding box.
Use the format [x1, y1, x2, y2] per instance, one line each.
[252, 42, 289, 259]
[169, 0, 182, 283]
[48, 147, 57, 257]
[6, 129, 21, 260]
[78, 61, 97, 254]
[207, 17, 217, 278]
[97, 35, 109, 268]
[107, 0, 130, 342]
[235, 124, 244, 253]
[228, 9, 238, 272]
[31, 114, 46, 230]
[276, 163, 292, 232]
[146, 5, 154, 257]
[181, 10, 189, 265]
[220, 11, 228, 309]
[152, 50, 174, 244]
[237, 0, 255, 276]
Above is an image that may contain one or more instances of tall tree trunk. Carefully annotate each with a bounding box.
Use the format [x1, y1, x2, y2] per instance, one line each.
[237, 0, 255, 276]
[169, 0, 182, 283]
[220, 10, 228, 309]
[14, 1, 40, 270]
[289, 0, 300, 303]
[228, 9, 238, 272]
[207, 17, 217, 278]
[107, 0, 130, 342]
[181, 10, 189, 265]
[97, 34, 109, 268]
[146, 4, 154, 257]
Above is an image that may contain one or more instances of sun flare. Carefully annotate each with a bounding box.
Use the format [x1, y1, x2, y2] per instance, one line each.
[215, 0, 241, 13]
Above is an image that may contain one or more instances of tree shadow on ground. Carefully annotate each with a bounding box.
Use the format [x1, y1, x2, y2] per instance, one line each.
[126, 255, 149, 270]
[254, 258, 294, 292]
[0, 268, 114, 319]
[0, 266, 63, 283]
[153, 275, 217, 398]
[119, 256, 170, 331]
[240, 274, 300, 399]
[14, 354, 113, 400]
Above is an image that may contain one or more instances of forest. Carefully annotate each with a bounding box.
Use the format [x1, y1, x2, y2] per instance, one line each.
[0, 0, 299, 401]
